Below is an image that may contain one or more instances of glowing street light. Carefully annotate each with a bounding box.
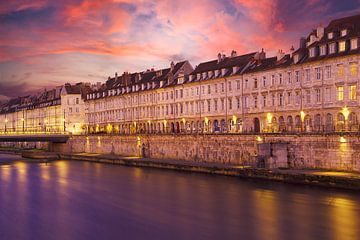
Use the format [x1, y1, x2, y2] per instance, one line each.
[342, 106, 350, 121]
[266, 113, 273, 124]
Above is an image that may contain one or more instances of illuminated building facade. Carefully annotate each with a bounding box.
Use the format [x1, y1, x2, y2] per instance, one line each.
[0, 83, 89, 134]
[85, 14, 360, 134]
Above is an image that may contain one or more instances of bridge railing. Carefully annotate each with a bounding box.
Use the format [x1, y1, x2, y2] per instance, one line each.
[0, 131, 70, 136]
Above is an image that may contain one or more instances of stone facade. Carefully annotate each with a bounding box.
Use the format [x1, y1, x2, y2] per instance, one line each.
[54, 134, 360, 172]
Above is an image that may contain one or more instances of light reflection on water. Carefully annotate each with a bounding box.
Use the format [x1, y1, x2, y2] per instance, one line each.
[0, 154, 360, 240]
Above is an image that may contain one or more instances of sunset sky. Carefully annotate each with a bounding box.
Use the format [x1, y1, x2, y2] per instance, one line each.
[0, 0, 359, 101]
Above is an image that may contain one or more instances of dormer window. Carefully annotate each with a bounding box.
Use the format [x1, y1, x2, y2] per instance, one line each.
[320, 45, 326, 56]
[233, 66, 239, 74]
[329, 43, 336, 54]
[197, 73, 201, 80]
[351, 38, 358, 50]
[339, 41, 346, 52]
[208, 71, 213, 78]
[202, 72, 207, 79]
[328, 32, 333, 39]
[221, 68, 227, 76]
[215, 69, 219, 77]
[309, 47, 316, 57]
[341, 29, 347, 37]
[189, 75, 194, 81]
[293, 54, 299, 64]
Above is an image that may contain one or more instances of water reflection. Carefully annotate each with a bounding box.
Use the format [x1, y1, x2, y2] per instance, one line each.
[0, 154, 360, 240]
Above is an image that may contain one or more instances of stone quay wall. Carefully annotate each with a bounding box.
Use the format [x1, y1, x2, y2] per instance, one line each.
[50, 133, 360, 172]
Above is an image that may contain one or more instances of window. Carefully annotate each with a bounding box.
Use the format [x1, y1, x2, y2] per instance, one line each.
[350, 63, 357, 77]
[295, 71, 300, 82]
[337, 86, 344, 101]
[328, 32, 333, 39]
[263, 76, 266, 87]
[320, 45, 326, 55]
[339, 41, 346, 52]
[341, 29, 347, 37]
[215, 84, 218, 93]
[315, 67, 321, 80]
[278, 94, 283, 106]
[315, 89, 321, 103]
[76, 98, 79, 104]
[207, 100, 211, 112]
[351, 38, 358, 50]
[263, 95, 266, 107]
[350, 85, 357, 100]
[295, 91, 300, 105]
[228, 81, 232, 91]
[221, 83, 224, 92]
[309, 47, 316, 57]
[244, 97, 248, 108]
[325, 66, 331, 79]
[287, 92, 292, 105]
[207, 85, 211, 94]
[337, 64, 344, 78]
[279, 74, 283, 84]
[288, 72, 292, 84]
[306, 90, 311, 104]
[221, 99, 224, 110]
[236, 80, 240, 90]
[214, 99, 218, 111]
[272, 94, 275, 106]
[305, 69, 310, 82]
[329, 43, 336, 54]
[271, 75, 275, 85]
[325, 88, 331, 102]
[228, 98, 232, 110]
[254, 96, 257, 108]
[254, 78, 258, 89]
[245, 79, 248, 89]
[237, 98, 240, 109]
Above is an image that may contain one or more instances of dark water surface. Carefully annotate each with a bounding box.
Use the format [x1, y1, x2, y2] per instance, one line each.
[0, 154, 360, 240]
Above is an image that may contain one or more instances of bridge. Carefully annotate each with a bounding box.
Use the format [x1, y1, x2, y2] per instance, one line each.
[0, 133, 70, 143]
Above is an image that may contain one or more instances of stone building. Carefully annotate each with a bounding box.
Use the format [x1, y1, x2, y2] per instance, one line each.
[84, 14, 360, 134]
[0, 83, 90, 134]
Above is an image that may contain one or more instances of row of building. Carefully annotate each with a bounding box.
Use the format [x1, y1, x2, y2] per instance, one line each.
[1, 14, 360, 135]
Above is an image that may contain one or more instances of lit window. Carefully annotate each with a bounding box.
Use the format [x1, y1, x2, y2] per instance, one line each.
[341, 29, 347, 37]
[350, 63, 357, 77]
[337, 64, 344, 77]
[328, 32, 333, 39]
[339, 41, 346, 52]
[329, 43, 336, 54]
[351, 38, 358, 50]
[350, 85, 357, 100]
[337, 86, 344, 101]
[320, 45, 326, 55]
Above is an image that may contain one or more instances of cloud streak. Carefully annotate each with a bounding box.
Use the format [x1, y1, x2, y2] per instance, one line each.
[0, 0, 359, 99]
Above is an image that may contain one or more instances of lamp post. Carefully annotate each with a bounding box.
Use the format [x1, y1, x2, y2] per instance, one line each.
[63, 109, 66, 133]
[21, 118, 25, 133]
[4, 118, 8, 133]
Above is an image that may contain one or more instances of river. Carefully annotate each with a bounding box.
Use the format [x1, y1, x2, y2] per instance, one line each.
[0, 153, 359, 240]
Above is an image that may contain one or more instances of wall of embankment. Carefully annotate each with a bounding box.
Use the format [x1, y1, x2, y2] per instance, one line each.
[50, 133, 360, 171]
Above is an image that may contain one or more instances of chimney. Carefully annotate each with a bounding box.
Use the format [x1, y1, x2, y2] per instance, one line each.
[317, 25, 324, 39]
[299, 37, 306, 49]
[231, 50, 237, 57]
[115, 72, 118, 81]
[276, 49, 285, 61]
[170, 61, 175, 71]
[217, 53, 222, 63]
[254, 49, 266, 61]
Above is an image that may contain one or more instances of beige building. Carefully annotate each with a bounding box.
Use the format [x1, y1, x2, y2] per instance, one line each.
[0, 83, 89, 134]
[84, 14, 360, 134]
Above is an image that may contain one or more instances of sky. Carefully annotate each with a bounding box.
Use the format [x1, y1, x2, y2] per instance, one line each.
[0, 0, 360, 101]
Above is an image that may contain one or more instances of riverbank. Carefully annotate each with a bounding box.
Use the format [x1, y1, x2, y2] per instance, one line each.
[59, 152, 360, 191]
